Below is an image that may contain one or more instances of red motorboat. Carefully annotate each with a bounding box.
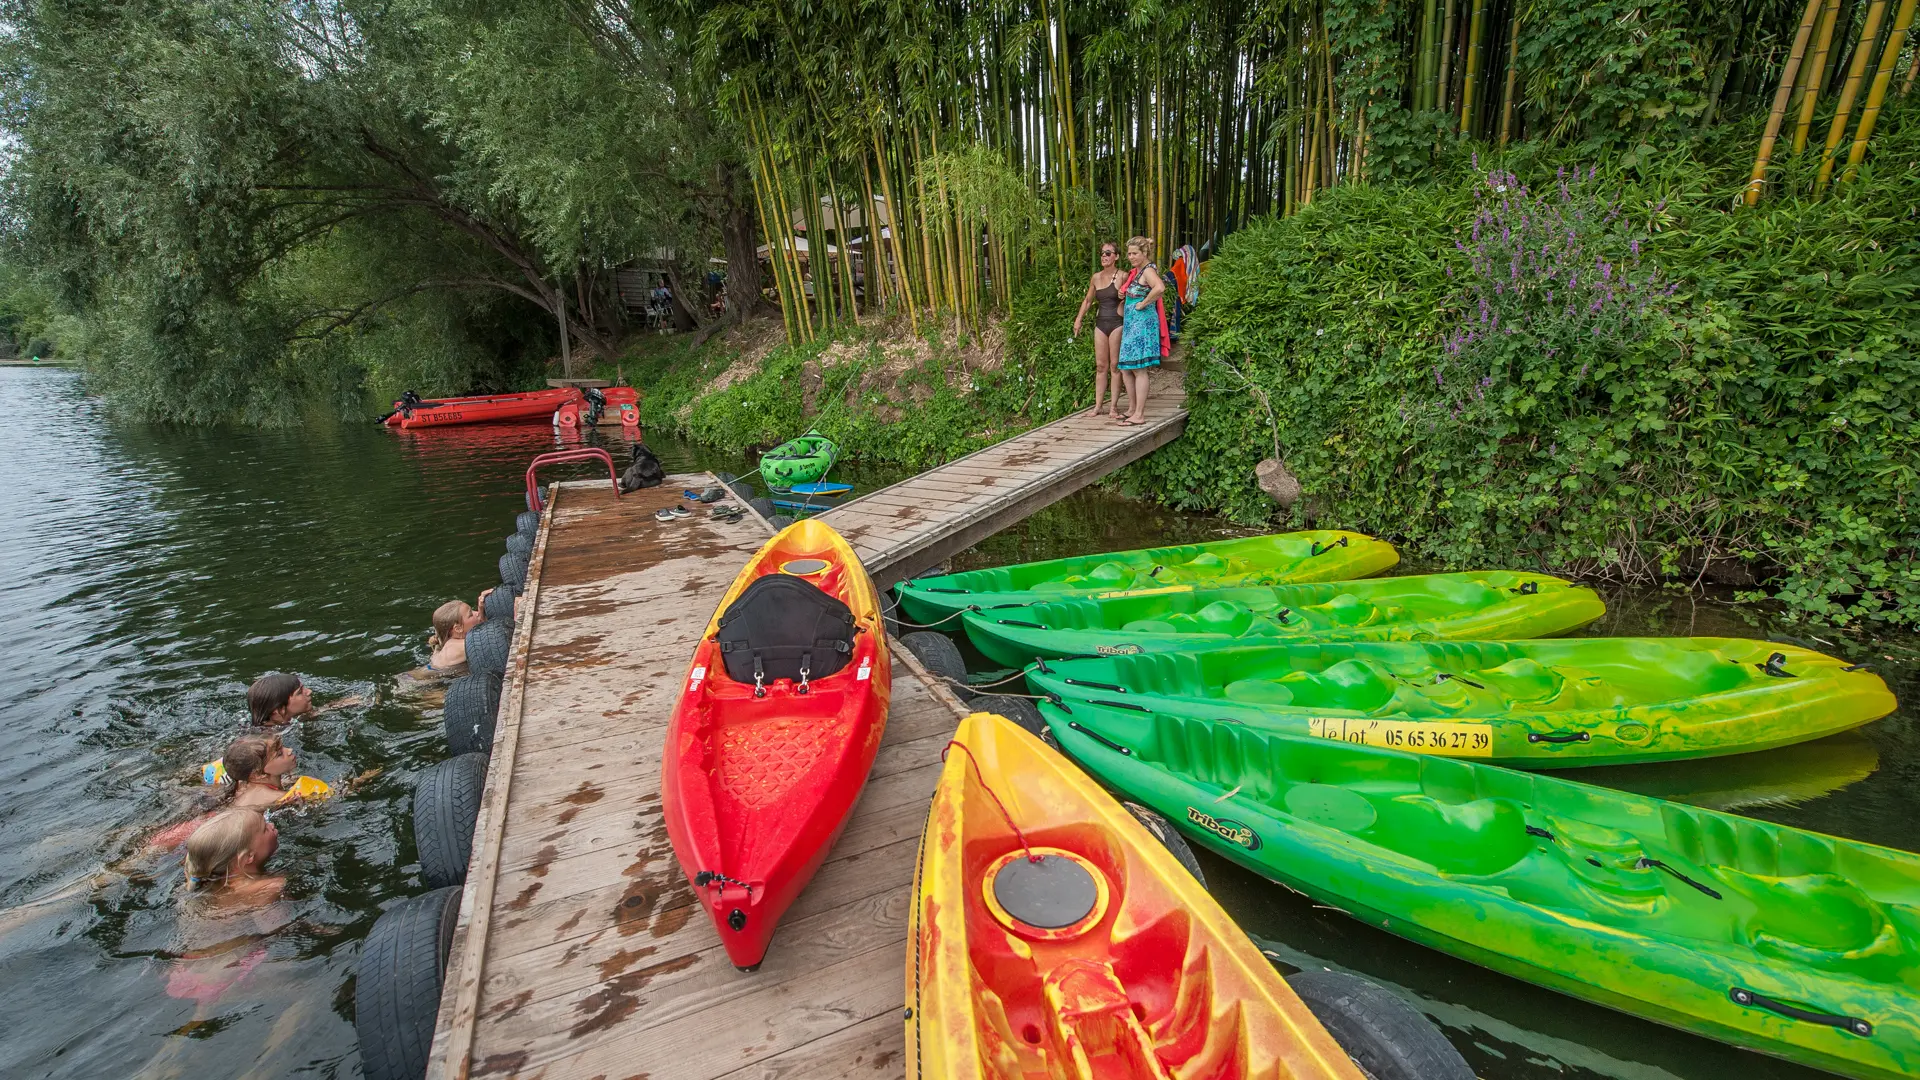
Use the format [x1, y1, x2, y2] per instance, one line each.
[382, 388, 582, 429]
[662, 519, 892, 970]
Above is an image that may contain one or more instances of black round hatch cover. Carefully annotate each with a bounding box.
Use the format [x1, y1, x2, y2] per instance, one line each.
[993, 853, 1098, 929]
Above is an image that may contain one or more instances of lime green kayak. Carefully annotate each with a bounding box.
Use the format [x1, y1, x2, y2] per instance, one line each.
[963, 570, 1604, 666]
[759, 430, 838, 490]
[1043, 701, 1920, 1079]
[895, 530, 1399, 626]
[1026, 638, 1895, 767]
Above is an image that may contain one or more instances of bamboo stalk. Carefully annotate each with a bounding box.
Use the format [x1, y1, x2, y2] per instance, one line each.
[1841, 0, 1918, 182]
[1794, 0, 1844, 153]
[1745, 0, 1827, 204]
[1460, 0, 1487, 136]
[1816, 0, 1892, 194]
[1437, 0, 1458, 119]
[1906, 39, 1919, 93]
[1499, 2, 1522, 148]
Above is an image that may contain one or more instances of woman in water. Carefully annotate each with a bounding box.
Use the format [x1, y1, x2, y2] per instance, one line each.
[1071, 241, 1127, 419]
[1115, 235, 1168, 427]
[426, 598, 483, 673]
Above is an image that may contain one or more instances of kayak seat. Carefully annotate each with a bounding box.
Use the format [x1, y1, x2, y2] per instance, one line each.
[715, 573, 856, 688]
[1368, 794, 1533, 876]
[1719, 870, 1903, 964]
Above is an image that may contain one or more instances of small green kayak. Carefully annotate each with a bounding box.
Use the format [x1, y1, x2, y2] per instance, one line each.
[759, 430, 838, 490]
[1026, 638, 1895, 767]
[895, 530, 1400, 626]
[963, 570, 1604, 666]
[1044, 702, 1920, 1080]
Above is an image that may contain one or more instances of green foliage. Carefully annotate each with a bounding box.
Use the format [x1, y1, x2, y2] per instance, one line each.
[1135, 106, 1920, 627]
[622, 275, 1101, 468]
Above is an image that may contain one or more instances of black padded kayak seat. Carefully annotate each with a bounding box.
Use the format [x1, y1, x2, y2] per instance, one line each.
[715, 572, 856, 694]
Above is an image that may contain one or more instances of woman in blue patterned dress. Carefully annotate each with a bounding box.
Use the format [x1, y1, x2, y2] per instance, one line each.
[1115, 235, 1167, 426]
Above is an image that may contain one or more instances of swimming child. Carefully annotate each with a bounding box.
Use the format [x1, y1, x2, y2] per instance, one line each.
[162, 734, 333, 850]
[181, 808, 284, 908]
[247, 673, 311, 726]
[426, 599, 483, 672]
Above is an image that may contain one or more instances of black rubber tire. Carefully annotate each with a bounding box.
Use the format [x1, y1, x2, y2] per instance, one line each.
[504, 531, 532, 558]
[769, 513, 795, 529]
[480, 586, 516, 622]
[900, 632, 970, 698]
[515, 510, 540, 536]
[973, 694, 1046, 738]
[356, 886, 461, 1080]
[442, 673, 502, 756]
[1286, 970, 1473, 1080]
[413, 753, 488, 889]
[748, 496, 776, 519]
[498, 551, 529, 590]
[463, 619, 514, 677]
[1123, 802, 1206, 888]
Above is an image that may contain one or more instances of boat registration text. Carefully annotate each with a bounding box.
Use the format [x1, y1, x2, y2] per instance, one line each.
[1306, 717, 1494, 757]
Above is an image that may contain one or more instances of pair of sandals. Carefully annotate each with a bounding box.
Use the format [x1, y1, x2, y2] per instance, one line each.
[653, 505, 694, 522]
[709, 504, 747, 523]
[682, 485, 728, 503]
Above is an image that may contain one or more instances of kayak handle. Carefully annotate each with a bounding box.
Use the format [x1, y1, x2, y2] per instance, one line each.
[1087, 698, 1148, 712]
[1062, 678, 1126, 692]
[1843, 662, 1869, 672]
[1527, 731, 1591, 744]
[1436, 672, 1486, 689]
[1757, 652, 1796, 678]
[1066, 722, 1132, 755]
[920, 587, 970, 594]
[1729, 987, 1872, 1038]
[996, 619, 1048, 629]
[1637, 857, 1722, 900]
[1309, 536, 1350, 557]
[1511, 580, 1539, 595]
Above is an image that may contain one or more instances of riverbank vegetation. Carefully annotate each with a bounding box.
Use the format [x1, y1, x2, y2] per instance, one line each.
[2, 0, 1915, 622]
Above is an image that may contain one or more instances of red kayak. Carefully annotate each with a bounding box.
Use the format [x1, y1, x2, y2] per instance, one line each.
[662, 519, 892, 970]
[382, 388, 582, 429]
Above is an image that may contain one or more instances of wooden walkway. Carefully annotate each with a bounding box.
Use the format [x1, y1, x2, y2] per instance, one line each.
[818, 369, 1186, 588]
[426, 376, 1187, 1079]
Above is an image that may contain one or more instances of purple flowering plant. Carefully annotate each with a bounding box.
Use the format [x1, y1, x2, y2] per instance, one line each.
[1431, 166, 1672, 427]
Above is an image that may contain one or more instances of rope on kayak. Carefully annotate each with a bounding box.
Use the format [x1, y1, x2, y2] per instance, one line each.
[877, 590, 979, 630]
[942, 740, 1042, 864]
[693, 870, 753, 894]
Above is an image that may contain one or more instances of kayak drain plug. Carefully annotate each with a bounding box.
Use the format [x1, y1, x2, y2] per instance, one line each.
[727, 908, 747, 931]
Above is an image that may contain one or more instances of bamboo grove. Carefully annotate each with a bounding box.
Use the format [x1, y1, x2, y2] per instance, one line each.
[689, 0, 1920, 341]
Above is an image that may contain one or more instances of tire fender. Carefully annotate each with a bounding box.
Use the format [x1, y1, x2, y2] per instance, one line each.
[464, 620, 514, 677]
[413, 753, 489, 889]
[355, 886, 461, 1080]
[900, 632, 969, 699]
[1285, 970, 1473, 1080]
[1122, 802, 1207, 888]
[442, 672, 502, 756]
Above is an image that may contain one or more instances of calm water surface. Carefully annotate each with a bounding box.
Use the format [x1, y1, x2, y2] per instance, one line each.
[0, 366, 1913, 1079]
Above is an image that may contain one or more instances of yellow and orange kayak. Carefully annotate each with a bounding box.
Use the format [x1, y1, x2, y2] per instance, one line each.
[907, 711, 1367, 1080]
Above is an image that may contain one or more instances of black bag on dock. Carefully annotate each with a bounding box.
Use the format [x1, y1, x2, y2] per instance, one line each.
[621, 444, 666, 491]
[714, 574, 855, 689]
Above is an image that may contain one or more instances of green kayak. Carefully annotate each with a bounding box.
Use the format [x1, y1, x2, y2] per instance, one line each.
[894, 530, 1400, 626]
[759, 430, 838, 490]
[1043, 702, 1920, 1080]
[1026, 638, 1895, 767]
[963, 570, 1605, 666]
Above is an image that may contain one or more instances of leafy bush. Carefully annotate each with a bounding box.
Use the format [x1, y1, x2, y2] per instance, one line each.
[1136, 112, 1920, 627]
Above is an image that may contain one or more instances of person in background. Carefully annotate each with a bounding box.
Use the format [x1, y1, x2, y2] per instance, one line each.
[1071, 241, 1127, 419]
[1115, 235, 1168, 427]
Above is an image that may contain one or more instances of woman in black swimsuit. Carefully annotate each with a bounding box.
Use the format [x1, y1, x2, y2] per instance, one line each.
[1072, 242, 1127, 418]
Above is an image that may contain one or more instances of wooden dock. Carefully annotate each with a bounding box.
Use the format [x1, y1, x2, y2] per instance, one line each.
[425, 376, 1187, 1079]
[817, 369, 1187, 588]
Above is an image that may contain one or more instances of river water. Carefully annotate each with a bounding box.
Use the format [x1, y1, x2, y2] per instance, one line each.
[0, 365, 1912, 1079]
